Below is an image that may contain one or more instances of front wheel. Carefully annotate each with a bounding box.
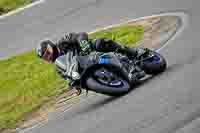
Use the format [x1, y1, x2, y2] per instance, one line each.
[142, 51, 167, 75]
[85, 67, 130, 96]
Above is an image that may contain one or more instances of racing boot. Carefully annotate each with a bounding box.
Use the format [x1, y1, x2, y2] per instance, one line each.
[128, 65, 146, 83]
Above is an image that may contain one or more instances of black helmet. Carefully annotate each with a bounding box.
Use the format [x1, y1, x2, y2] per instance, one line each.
[36, 40, 59, 62]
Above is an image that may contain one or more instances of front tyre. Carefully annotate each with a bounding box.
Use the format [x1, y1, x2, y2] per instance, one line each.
[84, 67, 130, 96]
[142, 51, 167, 75]
[86, 77, 130, 96]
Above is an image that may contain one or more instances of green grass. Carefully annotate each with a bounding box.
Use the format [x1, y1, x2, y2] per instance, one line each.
[90, 24, 144, 46]
[0, 24, 144, 129]
[0, 0, 32, 15]
[0, 51, 67, 128]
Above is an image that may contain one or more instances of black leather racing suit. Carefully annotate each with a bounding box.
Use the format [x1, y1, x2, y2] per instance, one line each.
[56, 32, 140, 57]
[55, 32, 143, 85]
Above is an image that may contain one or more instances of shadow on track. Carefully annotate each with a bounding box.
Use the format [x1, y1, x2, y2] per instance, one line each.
[63, 63, 183, 121]
[64, 74, 159, 119]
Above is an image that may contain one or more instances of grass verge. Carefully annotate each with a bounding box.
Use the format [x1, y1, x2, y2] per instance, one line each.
[0, 24, 144, 129]
[90, 24, 144, 46]
[0, 0, 32, 15]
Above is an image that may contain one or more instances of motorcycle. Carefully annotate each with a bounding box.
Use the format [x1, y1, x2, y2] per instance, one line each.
[55, 48, 167, 96]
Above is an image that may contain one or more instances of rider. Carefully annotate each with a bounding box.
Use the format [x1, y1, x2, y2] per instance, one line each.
[36, 32, 146, 92]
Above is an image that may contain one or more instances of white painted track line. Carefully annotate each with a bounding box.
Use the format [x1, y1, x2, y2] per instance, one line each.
[0, 0, 45, 19]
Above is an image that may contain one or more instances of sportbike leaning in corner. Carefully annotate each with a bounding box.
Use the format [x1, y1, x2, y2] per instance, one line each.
[36, 32, 167, 96]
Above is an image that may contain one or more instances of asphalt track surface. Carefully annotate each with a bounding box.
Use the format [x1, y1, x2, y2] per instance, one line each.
[0, 0, 200, 132]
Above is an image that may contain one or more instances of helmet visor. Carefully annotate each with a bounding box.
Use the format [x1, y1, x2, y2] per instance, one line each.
[42, 46, 53, 62]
